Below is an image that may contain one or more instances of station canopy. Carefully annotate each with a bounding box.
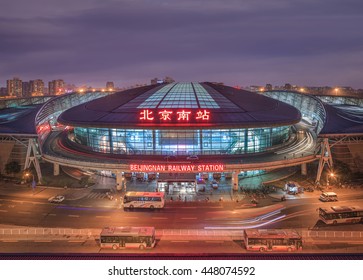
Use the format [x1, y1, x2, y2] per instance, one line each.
[58, 82, 301, 129]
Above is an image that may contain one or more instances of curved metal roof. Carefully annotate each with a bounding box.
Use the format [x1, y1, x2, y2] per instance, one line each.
[58, 82, 301, 129]
[0, 104, 42, 136]
[319, 103, 363, 136]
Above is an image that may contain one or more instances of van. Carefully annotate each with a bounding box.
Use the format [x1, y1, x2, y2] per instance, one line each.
[319, 192, 338, 202]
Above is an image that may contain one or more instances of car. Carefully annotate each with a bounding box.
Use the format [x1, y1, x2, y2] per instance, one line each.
[48, 195, 65, 203]
[186, 155, 199, 161]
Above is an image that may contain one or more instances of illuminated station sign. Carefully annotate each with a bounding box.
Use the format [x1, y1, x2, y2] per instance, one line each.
[130, 164, 225, 173]
[139, 109, 211, 122]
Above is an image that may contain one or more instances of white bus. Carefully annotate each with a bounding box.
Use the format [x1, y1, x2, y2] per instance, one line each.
[318, 206, 363, 225]
[123, 191, 165, 210]
[100, 226, 156, 250]
[244, 229, 302, 252]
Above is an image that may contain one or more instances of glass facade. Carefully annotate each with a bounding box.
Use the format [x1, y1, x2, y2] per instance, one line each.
[73, 126, 291, 155]
[137, 82, 221, 109]
[264, 91, 326, 134]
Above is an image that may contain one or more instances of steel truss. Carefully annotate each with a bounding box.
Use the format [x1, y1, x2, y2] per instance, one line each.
[0, 136, 42, 182]
[315, 135, 363, 184]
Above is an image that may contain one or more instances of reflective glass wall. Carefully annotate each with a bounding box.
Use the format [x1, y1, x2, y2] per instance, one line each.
[264, 91, 326, 134]
[73, 126, 291, 155]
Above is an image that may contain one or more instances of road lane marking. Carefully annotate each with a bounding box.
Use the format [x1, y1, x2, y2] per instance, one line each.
[312, 241, 331, 244]
[1, 240, 18, 242]
[181, 217, 197, 220]
[170, 240, 190, 243]
[68, 215, 80, 218]
[34, 240, 52, 243]
[31, 202, 44, 205]
[205, 241, 224, 243]
[0, 210, 8, 213]
[18, 211, 31, 215]
[152, 217, 168, 220]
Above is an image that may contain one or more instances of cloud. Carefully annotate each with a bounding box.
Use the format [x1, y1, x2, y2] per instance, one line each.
[0, 0, 363, 88]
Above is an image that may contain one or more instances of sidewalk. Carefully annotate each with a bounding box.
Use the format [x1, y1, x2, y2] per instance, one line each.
[268, 185, 363, 201]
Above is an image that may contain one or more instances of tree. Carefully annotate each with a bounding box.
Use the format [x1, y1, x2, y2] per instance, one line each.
[333, 160, 352, 183]
[79, 176, 89, 186]
[5, 161, 21, 175]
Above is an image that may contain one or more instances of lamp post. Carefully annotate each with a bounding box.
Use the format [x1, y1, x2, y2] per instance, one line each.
[25, 172, 36, 190]
[326, 172, 335, 187]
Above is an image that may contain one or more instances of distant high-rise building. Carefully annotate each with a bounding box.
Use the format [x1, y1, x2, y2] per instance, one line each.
[0, 87, 7, 97]
[151, 78, 158, 85]
[22, 81, 31, 97]
[151, 77, 164, 85]
[106, 81, 114, 90]
[48, 79, 65, 95]
[265, 84, 273, 91]
[163, 76, 175, 83]
[284, 83, 292, 90]
[29, 79, 44, 96]
[7, 77, 22, 97]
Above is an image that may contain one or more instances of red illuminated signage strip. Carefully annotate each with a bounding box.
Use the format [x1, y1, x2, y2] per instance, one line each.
[130, 164, 224, 173]
[139, 109, 210, 122]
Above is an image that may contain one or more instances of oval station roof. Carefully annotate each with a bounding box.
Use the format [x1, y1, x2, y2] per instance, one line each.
[58, 82, 301, 129]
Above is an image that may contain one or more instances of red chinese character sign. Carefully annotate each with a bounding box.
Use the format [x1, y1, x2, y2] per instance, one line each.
[139, 109, 211, 124]
[158, 110, 173, 121]
[139, 109, 154, 121]
[196, 110, 210, 120]
[176, 110, 191, 121]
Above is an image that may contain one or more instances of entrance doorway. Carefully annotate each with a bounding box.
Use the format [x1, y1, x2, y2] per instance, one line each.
[157, 173, 197, 195]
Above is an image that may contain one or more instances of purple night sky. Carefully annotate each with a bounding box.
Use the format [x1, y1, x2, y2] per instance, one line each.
[1, 0, 363, 88]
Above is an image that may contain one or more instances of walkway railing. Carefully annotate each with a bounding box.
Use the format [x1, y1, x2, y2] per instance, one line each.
[1, 227, 362, 243]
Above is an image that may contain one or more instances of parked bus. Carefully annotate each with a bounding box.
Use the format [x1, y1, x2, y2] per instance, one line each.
[318, 206, 363, 225]
[123, 191, 165, 209]
[100, 226, 156, 250]
[244, 229, 302, 252]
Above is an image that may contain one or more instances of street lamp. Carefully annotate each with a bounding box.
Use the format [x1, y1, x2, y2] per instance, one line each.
[25, 172, 36, 190]
[334, 88, 339, 96]
[326, 172, 335, 187]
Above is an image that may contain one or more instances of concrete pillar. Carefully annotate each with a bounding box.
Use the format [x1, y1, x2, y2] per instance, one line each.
[232, 171, 239, 191]
[53, 163, 60, 176]
[301, 163, 307, 176]
[116, 171, 123, 191]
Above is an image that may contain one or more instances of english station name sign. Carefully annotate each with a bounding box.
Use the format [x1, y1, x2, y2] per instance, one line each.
[129, 164, 225, 173]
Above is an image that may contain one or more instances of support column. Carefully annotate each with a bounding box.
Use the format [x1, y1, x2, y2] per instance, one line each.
[232, 171, 239, 191]
[53, 163, 60, 176]
[24, 138, 42, 183]
[301, 163, 307, 176]
[315, 138, 333, 184]
[116, 170, 123, 191]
